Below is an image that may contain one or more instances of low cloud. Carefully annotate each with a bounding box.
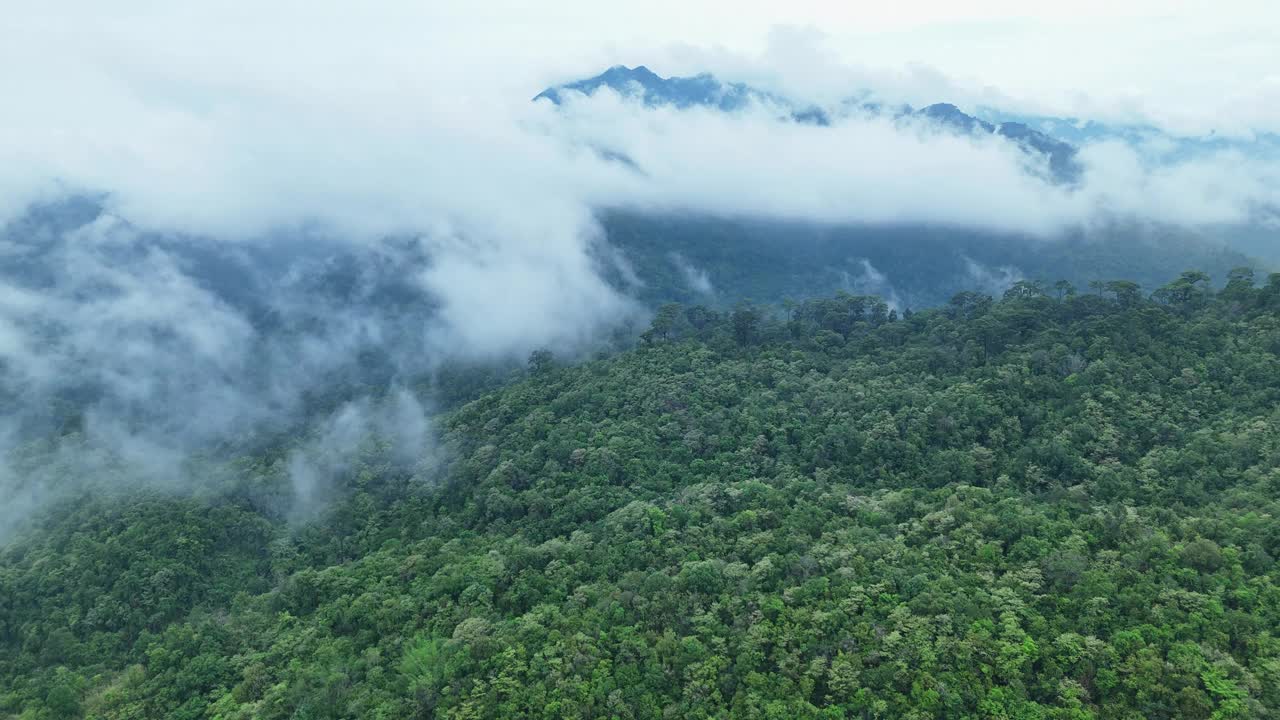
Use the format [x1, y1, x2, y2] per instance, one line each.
[962, 257, 1025, 298]
[844, 259, 903, 311]
[547, 90, 1280, 234]
[287, 388, 436, 521]
[669, 252, 715, 297]
[0, 4, 1277, 537]
[1072, 142, 1279, 226]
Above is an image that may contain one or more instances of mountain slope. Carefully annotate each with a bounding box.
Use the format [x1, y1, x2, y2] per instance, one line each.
[600, 211, 1262, 310]
[4, 276, 1280, 718]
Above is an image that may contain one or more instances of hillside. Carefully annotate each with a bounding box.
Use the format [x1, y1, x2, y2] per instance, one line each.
[3, 270, 1280, 718]
[602, 212, 1263, 310]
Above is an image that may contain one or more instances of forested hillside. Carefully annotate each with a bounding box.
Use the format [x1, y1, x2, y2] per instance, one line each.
[602, 212, 1261, 309]
[4, 270, 1280, 719]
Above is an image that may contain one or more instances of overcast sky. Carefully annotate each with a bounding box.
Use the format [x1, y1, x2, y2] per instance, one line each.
[458, 0, 1280, 133]
[8, 1, 1277, 137]
[1, 1, 1275, 239]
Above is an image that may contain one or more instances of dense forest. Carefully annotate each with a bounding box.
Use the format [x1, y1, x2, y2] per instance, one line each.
[4, 269, 1280, 719]
[601, 212, 1259, 309]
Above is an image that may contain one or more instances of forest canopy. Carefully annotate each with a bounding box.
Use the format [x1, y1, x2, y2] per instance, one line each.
[3, 269, 1280, 719]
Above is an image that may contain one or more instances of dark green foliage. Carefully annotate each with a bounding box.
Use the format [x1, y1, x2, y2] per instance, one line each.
[596, 210, 1259, 308]
[4, 272, 1280, 718]
[601, 212, 1265, 310]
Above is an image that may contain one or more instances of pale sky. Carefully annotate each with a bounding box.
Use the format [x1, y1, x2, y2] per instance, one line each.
[0, 0, 1276, 237]
[6, 1, 1280, 135]
[525, 0, 1280, 135]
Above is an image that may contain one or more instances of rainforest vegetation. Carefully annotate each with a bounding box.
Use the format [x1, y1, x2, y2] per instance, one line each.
[3, 268, 1280, 719]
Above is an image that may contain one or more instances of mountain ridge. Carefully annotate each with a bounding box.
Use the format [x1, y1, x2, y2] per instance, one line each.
[536, 65, 1082, 182]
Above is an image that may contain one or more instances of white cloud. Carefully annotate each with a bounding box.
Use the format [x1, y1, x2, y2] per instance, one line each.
[287, 388, 436, 521]
[670, 253, 715, 297]
[1, 0, 1278, 535]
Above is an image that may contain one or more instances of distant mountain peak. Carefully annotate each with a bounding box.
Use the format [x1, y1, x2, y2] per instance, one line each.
[603, 64, 657, 80]
[917, 103, 997, 135]
[534, 65, 770, 112]
[536, 66, 1082, 182]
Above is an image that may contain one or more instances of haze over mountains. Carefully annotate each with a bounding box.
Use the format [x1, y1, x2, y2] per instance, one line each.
[4, 4, 1280, 717]
[536, 64, 1280, 188]
[536, 64, 1084, 182]
[0, 29, 1274, 538]
[0, 46, 1277, 540]
[532, 64, 1276, 304]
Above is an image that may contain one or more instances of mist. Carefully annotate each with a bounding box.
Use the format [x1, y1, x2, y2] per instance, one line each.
[2, 3, 1277, 539]
[669, 253, 716, 298]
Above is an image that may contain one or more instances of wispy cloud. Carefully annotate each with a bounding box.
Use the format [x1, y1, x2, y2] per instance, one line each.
[1, 2, 1277, 537]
